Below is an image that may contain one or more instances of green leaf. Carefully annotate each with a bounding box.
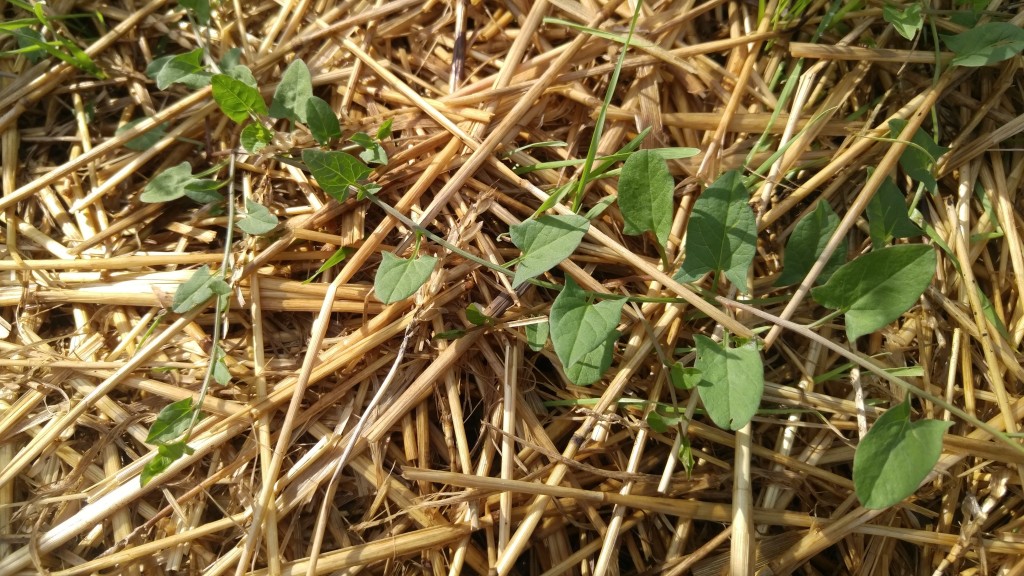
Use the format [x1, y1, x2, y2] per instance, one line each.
[376, 118, 393, 140]
[549, 278, 624, 385]
[219, 48, 257, 87]
[305, 247, 353, 283]
[236, 199, 278, 235]
[183, 179, 224, 204]
[155, 48, 211, 90]
[889, 119, 947, 193]
[140, 441, 193, 487]
[171, 265, 230, 313]
[811, 244, 936, 341]
[434, 329, 466, 340]
[219, 47, 243, 71]
[302, 149, 372, 202]
[675, 170, 756, 290]
[617, 149, 674, 248]
[146, 398, 196, 444]
[466, 303, 492, 326]
[670, 363, 700, 390]
[140, 162, 194, 202]
[647, 411, 669, 433]
[179, 0, 211, 25]
[678, 436, 696, 477]
[777, 201, 847, 286]
[853, 397, 952, 509]
[212, 345, 231, 385]
[867, 175, 921, 249]
[525, 321, 549, 351]
[351, 132, 388, 165]
[269, 58, 313, 122]
[305, 96, 341, 145]
[240, 123, 274, 153]
[374, 252, 437, 304]
[694, 335, 764, 430]
[117, 118, 168, 151]
[509, 214, 590, 288]
[883, 3, 923, 40]
[943, 23, 1024, 67]
[211, 73, 267, 123]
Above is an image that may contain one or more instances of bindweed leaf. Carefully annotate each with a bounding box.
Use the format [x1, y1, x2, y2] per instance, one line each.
[240, 123, 274, 153]
[675, 170, 756, 290]
[549, 278, 624, 385]
[302, 149, 372, 202]
[854, 397, 951, 509]
[890, 119, 947, 193]
[351, 132, 388, 165]
[211, 73, 266, 123]
[867, 174, 920, 249]
[376, 118, 393, 140]
[305, 96, 341, 145]
[117, 118, 168, 151]
[509, 214, 589, 288]
[694, 335, 763, 430]
[374, 252, 437, 304]
[618, 149, 674, 248]
[179, 0, 211, 25]
[777, 200, 846, 286]
[155, 48, 210, 89]
[812, 244, 936, 341]
[236, 199, 278, 235]
[305, 247, 353, 283]
[140, 162, 194, 202]
[140, 441, 193, 487]
[212, 345, 231, 386]
[172, 265, 230, 313]
[943, 23, 1024, 67]
[466, 303, 492, 326]
[146, 398, 197, 444]
[883, 3, 923, 40]
[670, 363, 701, 390]
[269, 59, 313, 122]
[525, 321, 549, 351]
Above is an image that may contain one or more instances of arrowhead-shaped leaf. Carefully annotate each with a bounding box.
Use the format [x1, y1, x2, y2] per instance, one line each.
[549, 278, 624, 383]
[269, 59, 313, 122]
[854, 397, 952, 509]
[509, 214, 589, 288]
[236, 199, 278, 235]
[811, 244, 935, 341]
[866, 175, 920, 249]
[140, 162, 195, 202]
[675, 170, 756, 290]
[618, 149, 674, 248]
[305, 96, 341, 145]
[302, 149, 372, 202]
[777, 200, 846, 286]
[172, 265, 230, 313]
[374, 252, 437, 304]
[694, 335, 763, 430]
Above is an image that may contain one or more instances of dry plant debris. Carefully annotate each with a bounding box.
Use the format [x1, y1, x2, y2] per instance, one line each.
[1, 1, 1023, 575]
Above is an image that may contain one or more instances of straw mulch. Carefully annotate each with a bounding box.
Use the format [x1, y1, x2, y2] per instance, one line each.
[1, 1, 1023, 574]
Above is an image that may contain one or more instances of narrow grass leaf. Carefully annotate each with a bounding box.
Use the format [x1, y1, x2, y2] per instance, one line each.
[675, 170, 756, 289]
[302, 149, 372, 202]
[305, 247, 352, 283]
[694, 335, 763, 430]
[943, 23, 1024, 67]
[867, 175, 920, 249]
[854, 398, 951, 509]
[140, 161, 194, 202]
[549, 278, 624, 378]
[509, 214, 589, 288]
[811, 244, 936, 341]
[145, 398, 196, 444]
[236, 199, 278, 235]
[240, 123, 273, 153]
[374, 252, 437, 304]
[117, 118, 168, 151]
[211, 74, 266, 123]
[618, 149, 673, 248]
[525, 321, 549, 351]
[269, 58, 313, 122]
[171, 265, 230, 313]
[305, 96, 341, 145]
[777, 200, 846, 286]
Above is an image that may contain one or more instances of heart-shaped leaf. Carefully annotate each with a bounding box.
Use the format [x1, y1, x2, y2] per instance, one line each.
[694, 335, 763, 430]
[943, 23, 1024, 67]
[509, 214, 589, 288]
[811, 244, 935, 341]
[374, 252, 437, 304]
[155, 48, 210, 90]
[236, 199, 278, 235]
[777, 200, 846, 286]
[302, 149, 372, 202]
[240, 123, 274, 153]
[854, 397, 952, 509]
[866, 175, 920, 249]
[618, 149, 674, 248]
[211, 73, 267, 123]
[549, 278, 624, 384]
[675, 170, 756, 290]
[172, 265, 230, 313]
[140, 162, 194, 203]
